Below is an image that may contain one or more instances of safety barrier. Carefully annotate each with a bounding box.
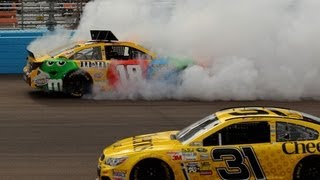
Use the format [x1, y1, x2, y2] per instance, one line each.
[0, 30, 46, 73]
[0, 1, 89, 30]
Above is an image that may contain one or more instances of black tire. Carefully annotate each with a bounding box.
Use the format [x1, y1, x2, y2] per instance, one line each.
[293, 155, 320, 180]
[64, 72, 92, 97]
[130, 159, 174, 180]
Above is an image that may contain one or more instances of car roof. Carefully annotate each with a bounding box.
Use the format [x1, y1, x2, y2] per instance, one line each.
[77, 41, 141, 48]
[214, 107, 320, 125]
[77, 40, 156, 58]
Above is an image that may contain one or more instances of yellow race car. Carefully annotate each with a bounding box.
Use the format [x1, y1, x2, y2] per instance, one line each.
[97, 107, 320, 180]
[23, 30, 156, 96]
[23, 30, 193, 97]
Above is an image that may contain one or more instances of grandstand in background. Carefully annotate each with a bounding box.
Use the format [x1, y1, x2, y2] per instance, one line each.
[0, 0, 91, 30]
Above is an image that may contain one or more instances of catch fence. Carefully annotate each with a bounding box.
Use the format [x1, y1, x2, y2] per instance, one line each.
[0, 0, 90, 30]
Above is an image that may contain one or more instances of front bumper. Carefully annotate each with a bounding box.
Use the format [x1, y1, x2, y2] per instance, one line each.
[23, 65, 35, 87]
[23, 64, 43, 89]
[23, 72, 31, 86]
[97, 165, 111, 180]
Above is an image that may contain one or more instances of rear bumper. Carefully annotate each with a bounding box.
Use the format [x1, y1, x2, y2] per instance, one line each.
[23, 60, 45, 89]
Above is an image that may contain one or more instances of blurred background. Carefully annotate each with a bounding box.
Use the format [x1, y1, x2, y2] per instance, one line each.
[0, 0, 91, 30]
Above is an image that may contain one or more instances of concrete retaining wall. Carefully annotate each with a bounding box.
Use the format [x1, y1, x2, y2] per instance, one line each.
[0, 30, 46, 73]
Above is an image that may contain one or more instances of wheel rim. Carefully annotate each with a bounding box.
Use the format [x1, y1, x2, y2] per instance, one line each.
[134, 163, 171, 180]
[144, 166, 162, 177]
[304, 165, 320, 177]
[67, 76, 89, 97]
[296, 158, 320, 180]
[71, 80, 84, 95]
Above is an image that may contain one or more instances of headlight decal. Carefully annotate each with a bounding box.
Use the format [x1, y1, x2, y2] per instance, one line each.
[105, 156, 128, 166]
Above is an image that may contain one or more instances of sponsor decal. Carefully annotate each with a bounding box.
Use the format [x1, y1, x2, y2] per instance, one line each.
[200, 170, 212, 175]
[80, 61, 107, 68]
[47, 79, 63, 91]
[34, 78, 48, 86]
[189, 142, 202, 146]
[182, 152, 197, 161]
[113, 170, 126, 180]
[167, 151, 182, 161]
[199, 153, 210, 160]
[200, 162, 211, 171]
[182, 148, 194, 152]
[38, 59, 79, 92]
[93, 72, 103, 79]
[196, 148, 207, 152]
[185, 162, 200, 173]
[282, 142, 320, 154]
[34, 69, 50, 86]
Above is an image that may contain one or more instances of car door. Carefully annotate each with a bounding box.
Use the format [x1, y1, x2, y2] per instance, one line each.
[196, 120, 276, 180]
[274, 121, 320, 179]
[105, 45, 150, 87]
[69, 45, 108, 83]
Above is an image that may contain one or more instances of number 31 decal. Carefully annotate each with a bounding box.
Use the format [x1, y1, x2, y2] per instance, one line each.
[212, 146, 266, 180]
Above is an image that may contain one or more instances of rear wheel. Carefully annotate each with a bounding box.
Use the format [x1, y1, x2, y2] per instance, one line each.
[64, 73, 92, 97]
[293, 155, 320, 180]
[130, 159, 174, 180]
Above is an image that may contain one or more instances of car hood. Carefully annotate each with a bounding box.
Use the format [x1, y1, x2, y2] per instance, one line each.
[27, 50, 70, 63]
[103, 131, 180, 156]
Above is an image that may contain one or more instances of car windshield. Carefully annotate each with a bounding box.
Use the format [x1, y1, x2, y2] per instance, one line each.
[176, 114, 220, 143]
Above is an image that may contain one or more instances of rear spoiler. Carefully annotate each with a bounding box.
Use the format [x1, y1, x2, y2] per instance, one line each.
[90, 30, 118, 41]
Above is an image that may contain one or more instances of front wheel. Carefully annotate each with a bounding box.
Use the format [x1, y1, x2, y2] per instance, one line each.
[293, 155, 320, 180]
[130, 159, 174, 180]
[64, 73, 92, 97]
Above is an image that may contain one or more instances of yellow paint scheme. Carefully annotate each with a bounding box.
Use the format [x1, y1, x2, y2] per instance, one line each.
[97, 107, 320, 180]
[28, 41, 156, 63]
[23, 40, 156, 89]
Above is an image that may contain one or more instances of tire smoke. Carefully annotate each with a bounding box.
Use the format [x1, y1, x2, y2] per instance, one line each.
[32, 0, 320, 100]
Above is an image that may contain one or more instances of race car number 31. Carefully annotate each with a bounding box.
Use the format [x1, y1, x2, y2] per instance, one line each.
[212, 146, 266, 179]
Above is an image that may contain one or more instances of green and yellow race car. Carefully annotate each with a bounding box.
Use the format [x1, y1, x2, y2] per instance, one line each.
[97, 107, 320, 180]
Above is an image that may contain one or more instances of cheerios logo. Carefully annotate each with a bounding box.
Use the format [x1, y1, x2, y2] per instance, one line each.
[282, 142, 320, 154]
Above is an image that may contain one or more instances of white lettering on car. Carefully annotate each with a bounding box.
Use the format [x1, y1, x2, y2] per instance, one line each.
[47, 79, 63, 91]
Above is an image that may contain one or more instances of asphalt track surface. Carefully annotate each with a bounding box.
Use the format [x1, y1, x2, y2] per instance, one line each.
[1, 74, 320, 180]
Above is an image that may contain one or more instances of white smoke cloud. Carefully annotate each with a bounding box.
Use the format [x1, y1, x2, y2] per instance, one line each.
[31, 0, 320, 100]
[27, 28, 74, 57]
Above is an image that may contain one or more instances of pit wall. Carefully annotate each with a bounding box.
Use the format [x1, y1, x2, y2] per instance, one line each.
[0, 30, 46, 73]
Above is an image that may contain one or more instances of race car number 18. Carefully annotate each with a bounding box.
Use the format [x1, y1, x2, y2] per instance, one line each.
[212, 146, 266, 180]
[116, 65, 143, 83]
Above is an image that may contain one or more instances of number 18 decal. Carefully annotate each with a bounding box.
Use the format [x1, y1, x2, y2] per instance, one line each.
[116, 65, 143, 83]
[212, 146, 266, 180]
